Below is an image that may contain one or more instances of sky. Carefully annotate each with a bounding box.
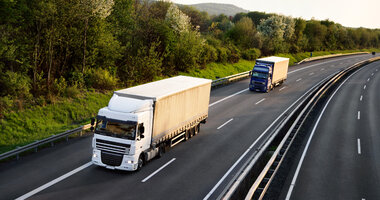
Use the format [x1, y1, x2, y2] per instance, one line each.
[170, 0, 380, 29]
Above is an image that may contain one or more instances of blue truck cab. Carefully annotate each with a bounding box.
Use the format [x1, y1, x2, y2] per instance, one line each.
[249, 62, 273, 92]
[249, 56, 289, 92]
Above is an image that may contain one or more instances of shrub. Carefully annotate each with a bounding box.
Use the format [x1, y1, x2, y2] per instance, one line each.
[65, 85, 81, 98]
[242, 48, 261, 60]
[199, 44, 218, 65]
[217, 47, 229, 63]
[52, 76, 67, 96]
[227, 45, 241, 63]
[86, 68, 118, 90]
[0, 71, 31, 99]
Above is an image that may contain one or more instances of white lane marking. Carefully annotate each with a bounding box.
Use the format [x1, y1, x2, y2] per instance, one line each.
[142, 158, 176, 182]
[376, 69, 378, 71]
[296, 78, 302, 82]
[309, 72, 314, 76]
[360, 95, 363, 101]
[357, 139, 361, 155]
[340, 62, 343, 64]
[363, 85, 366, 90]
[209, 89, 248, 107]
[217, 118, 234, 130]
[367, 78, 370, 82]
[279, 86, 287, 91]
[321, 68, 325, 71]
[255, 98, 266, 105]
[16, 162, 92, 200]
[204, 74, 337, 200]
[285, 67, 364, 200]
[371, 73, 374, 76]
[358, 111, 361, 120]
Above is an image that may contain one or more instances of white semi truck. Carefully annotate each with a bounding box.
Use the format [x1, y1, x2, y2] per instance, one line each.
[91, 76, 211, 171]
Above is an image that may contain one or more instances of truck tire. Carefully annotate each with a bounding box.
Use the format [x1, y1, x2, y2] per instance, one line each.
[194, 124, 200, 135]
[157, 146, 164, 158]
[184, 130, 189, 141]
[137, 154, 144, 171]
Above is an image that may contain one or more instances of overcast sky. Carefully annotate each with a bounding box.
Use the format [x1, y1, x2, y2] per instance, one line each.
[170, 0, 379, 29]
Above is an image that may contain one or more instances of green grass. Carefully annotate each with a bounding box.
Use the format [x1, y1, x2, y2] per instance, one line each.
[1, 49, 379, 154]
[0, 91, 112, 153]
[180, 59, 254, 80]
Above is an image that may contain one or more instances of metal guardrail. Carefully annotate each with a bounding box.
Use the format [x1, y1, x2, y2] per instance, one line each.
[296, 52, 369, 64]
[0, 124, 91, 161]
[211, 71, 251, 88]
[222, 56, 380, 200]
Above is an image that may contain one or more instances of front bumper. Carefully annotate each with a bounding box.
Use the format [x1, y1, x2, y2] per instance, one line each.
[92, 149, 138, 171]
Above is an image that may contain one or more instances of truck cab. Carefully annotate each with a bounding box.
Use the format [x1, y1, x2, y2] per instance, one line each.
[91, 95, 154, 171]
[249, 62, 273, 92]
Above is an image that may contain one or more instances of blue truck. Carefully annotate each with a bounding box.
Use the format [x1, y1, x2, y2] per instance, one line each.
[249, 56, 289, 92]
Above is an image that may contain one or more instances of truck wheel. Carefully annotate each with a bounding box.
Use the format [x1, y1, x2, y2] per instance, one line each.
[157, 146, 164, 158]
[194, 124, 200, 135]
[137, 154, 144, 171]
[184, 130, 189, 141]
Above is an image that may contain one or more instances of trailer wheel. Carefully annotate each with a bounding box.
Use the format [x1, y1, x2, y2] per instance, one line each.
[184, 130, 189, 141]
[137, 154, 144, 171]
[194, 124, 200, 135]
[157, 146, 164, 158]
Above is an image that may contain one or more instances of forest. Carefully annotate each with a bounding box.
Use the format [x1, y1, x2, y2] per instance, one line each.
[1, 0, 380, 114]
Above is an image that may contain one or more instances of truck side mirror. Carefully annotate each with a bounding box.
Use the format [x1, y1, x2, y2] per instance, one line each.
[91, 118, 95, 126]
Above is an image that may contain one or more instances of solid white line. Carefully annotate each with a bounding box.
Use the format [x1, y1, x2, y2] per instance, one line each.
[358, 111, 361, 120]
[357, 138, 361, 155]
[309, 72, 314, 76]
[209, 89, 248, 107]
[255, 98, 266, 105]
[279, 86, 287, 91]
[296, 78, 302, 82]
[363, 85, 366, 90]
[367, 78, 370, 82]
[204, 74, 336, 200]
[360, 95, 363, 101]
[371, 73, 374, 76]
[16, 162, 92, 200]
[142, 158, 176, 183]
[285, 66, 364, 200]
[321, 68, 325, 71]
[217, 118, 234, 130]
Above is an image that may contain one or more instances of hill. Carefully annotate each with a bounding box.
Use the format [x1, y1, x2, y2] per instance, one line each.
[188, 3, 248, 17]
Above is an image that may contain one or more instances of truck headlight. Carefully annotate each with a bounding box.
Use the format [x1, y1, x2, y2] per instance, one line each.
[93, 153, 98, 158]
[127, 160, 133, 164]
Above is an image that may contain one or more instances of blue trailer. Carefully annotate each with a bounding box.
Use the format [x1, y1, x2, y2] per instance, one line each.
[249, 56, 289, 92]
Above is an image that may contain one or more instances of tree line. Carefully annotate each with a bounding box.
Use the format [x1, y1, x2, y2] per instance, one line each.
[1, 0, 379, 113]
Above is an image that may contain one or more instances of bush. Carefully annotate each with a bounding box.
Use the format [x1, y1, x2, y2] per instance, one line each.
[242, 48, 261, 60]
[227, 45, 241, 63]
[65, 85, 81, 98]
[0, 71, 31, 99]
[217, 47, 229, 63]
[86, 68, 118, 90]
[199, 44, 218, 65]
[52, 76, 67, 96]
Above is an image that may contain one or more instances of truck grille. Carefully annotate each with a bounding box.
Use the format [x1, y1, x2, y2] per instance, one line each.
[96, 139, 130, 154]
[101, 151, 123, 166]
[253, 81, 265, 85]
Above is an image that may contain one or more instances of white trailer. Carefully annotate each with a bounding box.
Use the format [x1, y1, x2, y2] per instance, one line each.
[91, 76, 211, 171]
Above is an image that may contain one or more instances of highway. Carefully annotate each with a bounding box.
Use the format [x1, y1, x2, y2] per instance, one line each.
[283, 61, 380, 200]
[0, 54, 377, 200]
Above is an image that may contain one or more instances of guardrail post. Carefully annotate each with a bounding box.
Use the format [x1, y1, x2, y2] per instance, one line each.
[16, 154, 19, 160]
[50, 142, 54, 147]
[34, 147, 38, 153]
[66, 135, 69, 142]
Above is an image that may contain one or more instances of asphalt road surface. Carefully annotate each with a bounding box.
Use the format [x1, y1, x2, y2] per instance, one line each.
[0, 54, 377, 200]
[283, 61, 380, 200]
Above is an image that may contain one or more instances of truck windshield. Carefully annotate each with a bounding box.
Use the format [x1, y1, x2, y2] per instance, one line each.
[96, 120, 136, 140]
[252, 71, 268, 79]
